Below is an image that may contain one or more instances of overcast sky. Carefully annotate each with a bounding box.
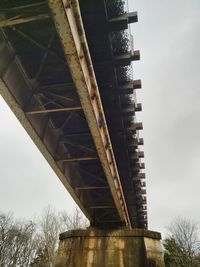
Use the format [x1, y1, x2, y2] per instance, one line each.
[0, 0, 200, 235]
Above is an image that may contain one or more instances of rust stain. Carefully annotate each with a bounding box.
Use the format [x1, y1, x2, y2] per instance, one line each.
[48, 0, 131, 227]
[118, 239, 125, 267]
[86, 230, 95, 267]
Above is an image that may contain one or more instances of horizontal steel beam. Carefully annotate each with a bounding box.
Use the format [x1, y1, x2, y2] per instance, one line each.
[123, 105, 135, 116]
[138, 211, 147, 216]
[133, 173, 146, 179]
[132, 178, 144, 183]
[75, 186, 109, 190]
[58, 156, 98, 163]
[130, 151, 144, 160]
[127, 122, 143, 131]
[122, 103, 142, 116]
[48, 0, 131, 227]
[127, 138, 144, 148]
[0, 14, 50, 27]
[119, 79, 142, 94]
[132, 163, 145, 171]
[26, 106, 82, 114]
[109, 11, 138, 31]
[135, 103, 142, 112]
[82, 11, 138, 33]
[42, 79, 142, 96]
[133, 180, 146, 187]
[95, 51, 140, 68]
[132, 80, 142, 89]
[89, 206, 115, 209]
[136, 199, 147, 205]
[114, 51, 140, 67]
[136, 196, 147, 204]
[62, 132, 91, 139]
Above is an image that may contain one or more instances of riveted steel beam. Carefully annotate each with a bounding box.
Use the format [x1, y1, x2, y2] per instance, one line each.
[48, 0, 131, 227]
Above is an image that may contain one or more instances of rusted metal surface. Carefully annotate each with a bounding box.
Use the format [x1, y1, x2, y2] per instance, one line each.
[48, 0, 131, 227]
[0, 0, 147, 228]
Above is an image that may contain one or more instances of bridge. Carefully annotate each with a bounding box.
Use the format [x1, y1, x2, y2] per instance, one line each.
[0, 1, 164, 266]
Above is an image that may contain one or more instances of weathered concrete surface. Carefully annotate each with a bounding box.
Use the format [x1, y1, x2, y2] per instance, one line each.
[55, 228, 165, 267]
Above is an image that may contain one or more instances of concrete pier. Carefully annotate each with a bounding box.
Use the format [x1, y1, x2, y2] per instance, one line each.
[56, 228, 165, 267]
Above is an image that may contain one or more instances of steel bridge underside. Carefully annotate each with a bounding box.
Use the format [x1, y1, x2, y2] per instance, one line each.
[0, 0, 147, 228]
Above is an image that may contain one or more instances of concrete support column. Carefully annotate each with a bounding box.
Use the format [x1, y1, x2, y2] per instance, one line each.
[56, 228, 165, 267]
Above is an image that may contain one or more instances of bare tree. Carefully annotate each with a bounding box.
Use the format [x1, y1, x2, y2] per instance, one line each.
[36, 206, 61, 267]
[59, 207, 89, 231]
[164, 217, 200, 267]
[0, 212, 13, 266]
[31, 206, 89, 267]
[0, 207, 88, 267]
[0, 212, 38, 267]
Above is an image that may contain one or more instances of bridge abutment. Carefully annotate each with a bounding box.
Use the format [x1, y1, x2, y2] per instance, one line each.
[56, 228, 165, 267]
